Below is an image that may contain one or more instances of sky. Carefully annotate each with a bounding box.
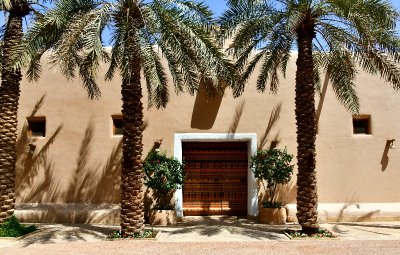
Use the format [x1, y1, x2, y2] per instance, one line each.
[204, 0, 227, 16]
[204, 0, 400, 28]
[206, 0, 400, 46]
[0, 0, 399, 41]
[204, 0, 400, 16]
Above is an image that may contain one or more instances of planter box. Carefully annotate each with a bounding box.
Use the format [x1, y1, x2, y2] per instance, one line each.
[259, 207, 287, 225]
[148, 209, 177, 226]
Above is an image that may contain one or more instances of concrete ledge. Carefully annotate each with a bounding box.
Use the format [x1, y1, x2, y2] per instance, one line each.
[286, 203, 400, 223]
[15, 203, 120, 224]
[16, 202, 400, 224]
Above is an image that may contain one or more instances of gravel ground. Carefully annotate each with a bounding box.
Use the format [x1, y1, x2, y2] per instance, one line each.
[1, 219, 399, 254]
[1, 240, 400, 255]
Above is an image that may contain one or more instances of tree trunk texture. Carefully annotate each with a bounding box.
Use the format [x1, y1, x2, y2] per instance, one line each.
[295, 14, 319, 234]
[120, 54, 145, 236]
[0, 6, 26, 222]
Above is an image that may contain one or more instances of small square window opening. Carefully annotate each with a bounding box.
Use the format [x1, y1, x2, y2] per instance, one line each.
[352, 115, 371, 134]
[27, 117, 46, 137]
[112, 115, 123, 136]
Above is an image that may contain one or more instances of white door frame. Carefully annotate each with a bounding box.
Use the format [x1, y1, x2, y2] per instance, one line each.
[173, 133, 258, 218]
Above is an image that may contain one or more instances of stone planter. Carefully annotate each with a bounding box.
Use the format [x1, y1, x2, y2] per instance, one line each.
[259, 207, 287, 224]
[148, 209, 177, 226]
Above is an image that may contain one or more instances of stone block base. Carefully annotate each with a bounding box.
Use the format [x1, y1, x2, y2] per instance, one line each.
[15, 203, 120, 224]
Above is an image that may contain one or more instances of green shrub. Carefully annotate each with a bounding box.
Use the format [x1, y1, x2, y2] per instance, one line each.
[108, 229, 157, 239]
[287, 228, 336, 238]
[0, 215, 38, 237]
[250, 148, 294, 208]
[143, 150, 184, 209]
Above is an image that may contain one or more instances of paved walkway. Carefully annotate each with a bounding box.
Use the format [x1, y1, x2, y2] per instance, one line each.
[0, 217, 399, 254]
[321, 221, 400, 240]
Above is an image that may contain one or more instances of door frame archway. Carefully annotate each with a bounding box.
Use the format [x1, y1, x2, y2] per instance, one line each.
[174, 133, 258, 218]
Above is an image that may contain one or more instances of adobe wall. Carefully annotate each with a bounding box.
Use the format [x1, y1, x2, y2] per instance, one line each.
[15, 55, 400, 223]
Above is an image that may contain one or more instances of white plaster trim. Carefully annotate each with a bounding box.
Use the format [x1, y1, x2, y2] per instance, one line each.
[173, 133, 258, 218]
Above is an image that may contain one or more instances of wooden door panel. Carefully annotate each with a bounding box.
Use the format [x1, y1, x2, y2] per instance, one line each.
[182, 142, 248, 216]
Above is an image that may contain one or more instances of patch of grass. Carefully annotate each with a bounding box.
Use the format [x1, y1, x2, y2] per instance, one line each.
[0, 215, 38, 237]
[285, 228, 336, 239]
[108, 229, 158, 239]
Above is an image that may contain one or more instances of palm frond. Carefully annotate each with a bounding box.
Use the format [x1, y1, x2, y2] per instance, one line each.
[15, 0, 102, 84]
[219, 0, 269, 44]
[150, 0, 233, 93]
[50, 2, 111, 99]
[256, 26, 293, 93]
[235, 49, 265, 97]
[327, 0, 397, 32]
[0, 0, 12, 11]
[320, 47, 360, 114]
[355, 48, 400, 90]
[139, 42, 169, 109]
[230, 14, 272, 58]
[26, 51, 43, 82]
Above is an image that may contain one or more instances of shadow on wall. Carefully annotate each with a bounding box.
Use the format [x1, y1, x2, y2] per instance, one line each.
[258, 102, 282, 150]
[65, 120, 121, 205]
[35, 131, 122, 224]
[146, 191, 175, 225]
[328, 203, 381, 225]
[16, 101, 122, 223]
[16, 94, 63, 203]
[256, 102, 296, 212]
[191, 81, 224, 130]
[380, 140, 392, 172]
[315, 70, 330, 126]
[228, 99, 246, 134]
[257, 180, 296, 210]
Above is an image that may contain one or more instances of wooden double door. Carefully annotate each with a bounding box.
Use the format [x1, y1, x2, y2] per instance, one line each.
[182, 142, 248, 216]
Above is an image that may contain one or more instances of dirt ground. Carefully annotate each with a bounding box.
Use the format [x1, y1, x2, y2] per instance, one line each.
[1, 240, 400, 255]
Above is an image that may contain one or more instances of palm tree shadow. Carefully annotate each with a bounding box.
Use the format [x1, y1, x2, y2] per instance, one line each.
[332, 219, 398, 236]
[160, 216, 287, 240]
[17, 110, 122, 223]
[258, 102, 282, 150]
[228, 99, 246, 134]
[20, 224, 116, 247]
[16, 94, 63, 205]
[65, 120, 96, 204]
[329, 203, 396, 235]
[61, 120, 121, 223]
[339, 222, 400, 230]
[191, 81, 224, 130]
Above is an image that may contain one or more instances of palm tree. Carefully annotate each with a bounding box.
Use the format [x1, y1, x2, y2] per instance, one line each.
[20, 0, 233, 236]
[220, 0, 400, 234]
[0, 0, 42, 222]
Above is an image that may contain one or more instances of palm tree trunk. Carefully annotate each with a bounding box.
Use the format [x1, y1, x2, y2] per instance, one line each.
[0, 9, 25, 222]
[120, 54, 145, 236]
[295, 14, 319, 234]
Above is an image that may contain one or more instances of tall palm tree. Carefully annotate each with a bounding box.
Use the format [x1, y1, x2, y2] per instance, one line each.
[220, 0, 400, 234]
[0, 0, 42, 222]
[20, 0, 233, 236]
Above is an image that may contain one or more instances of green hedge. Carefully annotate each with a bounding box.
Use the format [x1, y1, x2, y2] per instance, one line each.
[0, 215, 38, 237]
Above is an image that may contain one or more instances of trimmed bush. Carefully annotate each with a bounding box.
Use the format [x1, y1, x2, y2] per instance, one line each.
[0, 215, 37, 237]
[250, 148, 294, 208]
[143, 150, 184, 209]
